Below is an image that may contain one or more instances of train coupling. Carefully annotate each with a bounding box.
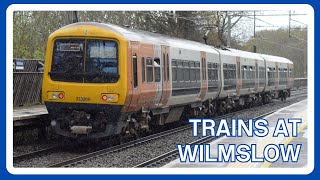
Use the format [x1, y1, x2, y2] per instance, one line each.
[70, 126, 92, 134]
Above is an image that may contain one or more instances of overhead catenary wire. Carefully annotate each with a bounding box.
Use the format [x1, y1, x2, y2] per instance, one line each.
[290, 18, 308, 26]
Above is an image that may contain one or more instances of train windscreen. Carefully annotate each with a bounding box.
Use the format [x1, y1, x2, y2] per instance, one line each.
[50, 39, 119, 83]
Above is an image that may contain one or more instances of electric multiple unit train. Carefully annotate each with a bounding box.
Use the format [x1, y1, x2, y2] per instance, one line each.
[42, 22, 294, 139]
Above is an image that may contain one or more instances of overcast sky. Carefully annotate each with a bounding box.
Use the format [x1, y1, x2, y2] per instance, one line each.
[252, 10, 307, 31]
[230, 10, 308, 43]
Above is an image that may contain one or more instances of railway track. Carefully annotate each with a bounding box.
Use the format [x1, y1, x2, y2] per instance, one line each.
[14, 90, 307, 167]
[47, 103, 286, 168]
[48, 125, 193, 167]
[133, 111, 276, 168]
[13, 145, 61, 163]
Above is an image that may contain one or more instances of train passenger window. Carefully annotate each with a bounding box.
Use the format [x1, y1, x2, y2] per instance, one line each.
[208, 62, 219, 81]
[142, 57, 145, 83]
[172, 60, 177, 81]
[189, 61, 195, 81]
[214, 63, 219, 81]
[183, 61, 190, 81]
[229, 64, 231, 80]
[249, 66, 253, 80]
[223, 64, 229, 80]
[195, 62, 200, 81]
[234, 64, 236, 79]
[210, 62, 219, 81]
[284, 69, 288, 78]
[226, 64, 231, 80]
[231, 64, 236, 79]
[242, 66, 247, 80]
[211, 66, 215, 81]
[267, 67, 272, 79]
[228, 64, 231, 80]
[154, 58, 161, 82]
[228, 65, 232, 80]
[256, 63, 258, 80]
[259, 67, 265, 80]
[207, 63, 212, 81]
[177, 60, 184, 81]
[133, 54, 138, 88]
[146, 57, 153, 82]
[284, 69, 287, 78]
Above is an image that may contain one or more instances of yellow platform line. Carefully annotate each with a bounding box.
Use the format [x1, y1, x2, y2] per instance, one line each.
[226, 110, 307, 168]
[260, 121, 308, 168]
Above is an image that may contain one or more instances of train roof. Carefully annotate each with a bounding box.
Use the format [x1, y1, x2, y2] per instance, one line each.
[228, 48, 265, 61]
[59, 22, 220, 54]
[229, 48, 293, 64]
[259, 54, 293, 64]
[58, 22, 293, 64]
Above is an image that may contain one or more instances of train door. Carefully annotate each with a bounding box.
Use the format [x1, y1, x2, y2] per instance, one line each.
[287, 63, 291, 87]
[153, 45, 162, 108]
[275, 63, 279, 89]
[199, 52, 207, 100]
[255, 60, 258, 90]
[287, 64, 290, 88]
[236, 56, 241, 95]
[263, 57, 267, 91]
[128, 41, 141, 111]
[159, 45, 170, 107]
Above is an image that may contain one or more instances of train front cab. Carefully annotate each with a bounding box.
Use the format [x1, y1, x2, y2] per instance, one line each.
[42, 23, 129, 138]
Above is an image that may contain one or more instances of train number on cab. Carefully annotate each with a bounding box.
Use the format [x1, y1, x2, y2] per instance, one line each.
[76, 97, 90, 102]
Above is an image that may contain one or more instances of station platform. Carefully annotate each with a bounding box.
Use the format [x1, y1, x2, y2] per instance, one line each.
[13, 104, 48, 127]
[163, 99, 309, 168]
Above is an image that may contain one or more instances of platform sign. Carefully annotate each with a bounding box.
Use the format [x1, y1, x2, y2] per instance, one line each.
[15, 60, 24, 70]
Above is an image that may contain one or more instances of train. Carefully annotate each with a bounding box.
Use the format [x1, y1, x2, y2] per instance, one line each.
[41, 22, 294, 139]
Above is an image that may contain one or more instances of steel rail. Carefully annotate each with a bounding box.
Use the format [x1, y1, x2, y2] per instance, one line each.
[14, 145, 61, 163]
[48, 125, 192, 167]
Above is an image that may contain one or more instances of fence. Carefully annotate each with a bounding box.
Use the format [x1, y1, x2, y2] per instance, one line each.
[293, 78, 308, 90]
[13, 59, 44, 107]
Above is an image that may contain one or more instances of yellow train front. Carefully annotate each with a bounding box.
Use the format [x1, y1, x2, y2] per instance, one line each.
[42, 23, 130, 138]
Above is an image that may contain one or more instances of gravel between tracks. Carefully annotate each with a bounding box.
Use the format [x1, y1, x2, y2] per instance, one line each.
[13, 92, 307, 168]
[13, 139, 63, 157]
[14, 151, 84, 167]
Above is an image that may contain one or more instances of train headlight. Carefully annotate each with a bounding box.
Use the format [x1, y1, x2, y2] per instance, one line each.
[107, 96, 114, 102]
[101, 94, 118, 103]
[52, 93, 58, 99]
